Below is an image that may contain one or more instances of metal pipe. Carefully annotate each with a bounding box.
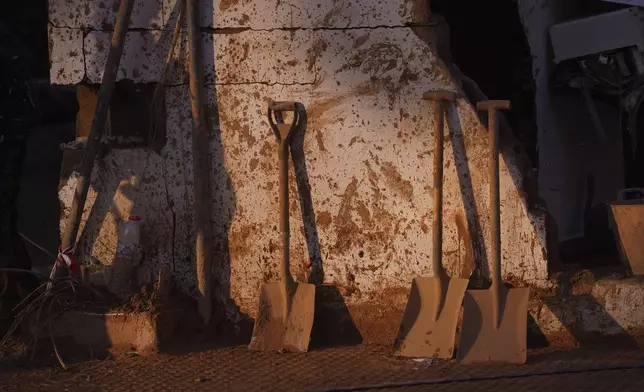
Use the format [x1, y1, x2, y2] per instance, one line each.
[61, 0, 135, 251]
[187, 0, 213, 324]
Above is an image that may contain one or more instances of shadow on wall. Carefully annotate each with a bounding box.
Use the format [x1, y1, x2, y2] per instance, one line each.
[453, 67, 561, 278]
[290, 104, 362, 348]
[416, 7, 557, 283]
[444, 105, 487, 288]
[195, 0, 255, 343]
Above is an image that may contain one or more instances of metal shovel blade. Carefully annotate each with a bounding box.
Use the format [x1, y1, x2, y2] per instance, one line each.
[457, 287, 529, 364]
[393, 276, 468, 358]
[248, 282, 315, 353]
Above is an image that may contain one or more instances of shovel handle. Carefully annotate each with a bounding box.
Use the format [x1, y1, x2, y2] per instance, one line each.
[478, 100, 511, 328]
[269, 101, 297, 112]
[424, 90, 457, 278]
[268, 101, 303, 294]
[268, 102, 300, 142]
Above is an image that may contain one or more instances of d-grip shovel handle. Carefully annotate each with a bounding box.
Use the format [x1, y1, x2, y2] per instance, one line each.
[268, 101, 301, 293]
[478, 100, 511, 329]
[269, 101, 297, 112]
[269, 101, 299, 142]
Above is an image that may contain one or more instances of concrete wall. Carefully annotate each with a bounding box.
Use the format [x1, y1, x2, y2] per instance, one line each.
[51, 0, 548, 329]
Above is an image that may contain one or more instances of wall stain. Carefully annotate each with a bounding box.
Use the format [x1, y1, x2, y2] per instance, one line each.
[317, 211, 333, 229]
[249, 158, 259, 172]
[306, 39, 329, 72]
[332, 177, 360, 253]
[315, 130, 327, 152]
[353, 33, 370, 48]
[380, 161, 413, 202]
[321, 0, 347, 27]
[220, 0, 251, 12]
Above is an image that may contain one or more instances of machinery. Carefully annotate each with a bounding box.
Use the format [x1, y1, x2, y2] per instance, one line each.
[551, 6, 644, 188]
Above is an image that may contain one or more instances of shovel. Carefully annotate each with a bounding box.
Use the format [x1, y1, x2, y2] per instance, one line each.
[457, 100, 529, 365]
[248, 101, 315, 353]
[393, 90, 469, 359]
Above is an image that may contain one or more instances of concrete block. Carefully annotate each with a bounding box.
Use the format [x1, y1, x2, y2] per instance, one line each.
[49, 27, 85, 85]
[162, 0, 422, 29]
[49, 0, 164, 29]
[48, 310, 178, 354]
[84, 30, 169, 83]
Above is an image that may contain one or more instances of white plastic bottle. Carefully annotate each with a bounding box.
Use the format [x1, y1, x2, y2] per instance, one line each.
[116, 215, 142, 265]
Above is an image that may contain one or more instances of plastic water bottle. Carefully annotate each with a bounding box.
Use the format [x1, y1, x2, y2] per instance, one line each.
[116, 215, 142, 265]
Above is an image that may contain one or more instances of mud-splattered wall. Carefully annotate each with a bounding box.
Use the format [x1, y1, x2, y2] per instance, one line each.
[51, 0, 549, 332]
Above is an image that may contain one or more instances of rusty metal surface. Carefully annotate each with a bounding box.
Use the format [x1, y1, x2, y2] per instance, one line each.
[1, 346, 644, 391]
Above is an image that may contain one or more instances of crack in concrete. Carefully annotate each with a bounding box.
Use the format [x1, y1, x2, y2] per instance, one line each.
[81, 29, 89, 84]
[48, 21, 439, 33]
[167, 80, 318, 87]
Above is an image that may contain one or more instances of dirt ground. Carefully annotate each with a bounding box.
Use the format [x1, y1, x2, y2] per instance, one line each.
[1, 343, 644, 392]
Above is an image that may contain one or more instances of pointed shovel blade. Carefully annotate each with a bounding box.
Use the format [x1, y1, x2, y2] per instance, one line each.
[393, 276, 468, 358]
[457, 287, 529, 364]
[248, 282, 315, 353]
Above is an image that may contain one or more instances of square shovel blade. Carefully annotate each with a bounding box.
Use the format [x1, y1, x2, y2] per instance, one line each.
[248, 282, 315, 353]
[457, 287, 529, 364]
[393, 277, 468, 358]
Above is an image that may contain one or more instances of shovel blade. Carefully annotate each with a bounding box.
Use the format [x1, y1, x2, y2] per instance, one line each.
[457, 287, 529, 364]
[248, 282, 315, 353]
[393, 277, 468, 358]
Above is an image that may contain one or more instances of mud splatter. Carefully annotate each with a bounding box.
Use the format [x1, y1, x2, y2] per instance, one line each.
[353, 34, 370, 48]
[321, 0, 346, 27]
[307, 94, 347, 129]
[356, 201, 371, 224]
[239, 42, 250, 63]
[380, 161, 413, 202]
[238, 13, 250, 25]
[306, 39, 328, 72]
[249, 158, 259, 172]
[332, 178, 360, 252]
[220, 0, 251, 12]
[317, 211, 333, 229]
[420, 214, 430, 234]
[315, 130, 327, 152]
[349, 136, 364, 147]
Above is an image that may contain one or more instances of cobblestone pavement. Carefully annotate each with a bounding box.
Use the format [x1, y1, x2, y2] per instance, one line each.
[1, 345, 644, 391]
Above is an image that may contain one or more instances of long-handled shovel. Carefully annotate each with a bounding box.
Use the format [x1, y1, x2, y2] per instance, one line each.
[248, 102, 315, 353]
[457, 100, 529, 364]
[393, 91, 469, 359]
